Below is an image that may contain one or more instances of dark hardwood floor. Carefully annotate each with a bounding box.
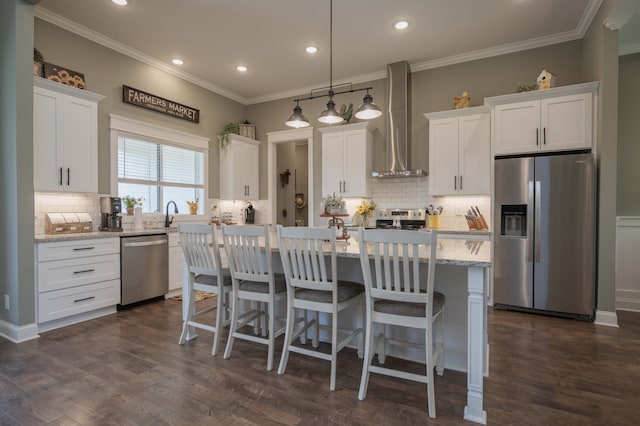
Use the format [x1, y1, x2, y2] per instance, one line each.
[1, 299, 639, 425]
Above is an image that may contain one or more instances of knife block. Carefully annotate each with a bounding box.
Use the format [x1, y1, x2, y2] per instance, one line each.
[467, 214, 488, 231]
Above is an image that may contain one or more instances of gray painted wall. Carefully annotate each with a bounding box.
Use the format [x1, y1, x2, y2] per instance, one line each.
[34, 19, 246, 198]
[617, 53, 640, 215]
[581, 0, 618, 314]
[1, 0, 36, 327]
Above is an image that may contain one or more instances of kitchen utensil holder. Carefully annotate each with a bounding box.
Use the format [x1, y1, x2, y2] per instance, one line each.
[427, 215, 441, 229]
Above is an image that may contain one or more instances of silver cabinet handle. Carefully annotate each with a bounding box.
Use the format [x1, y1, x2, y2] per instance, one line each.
[460, 175, 463, 190]
[73, 269, 95, 274]
[543, 127, 546, 145]
[454, 176, 457, 190]
[59, 167, 63, 186]
[534, 180, 541, 262]
[73, 247, 95, 251]
[67, 168, 70, 186]
[123, 240, 167, 248]
[536, 128, 539, 146]
[74, 296, 95, 303]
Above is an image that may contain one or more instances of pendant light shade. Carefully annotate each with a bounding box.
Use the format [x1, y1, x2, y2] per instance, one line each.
[355, 89, 382, 120]
[318, 98, 344, 124]
[285, 101, 310, 128]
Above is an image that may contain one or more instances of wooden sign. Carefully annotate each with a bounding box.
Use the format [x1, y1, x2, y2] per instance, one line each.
[122, 85, 200, 123]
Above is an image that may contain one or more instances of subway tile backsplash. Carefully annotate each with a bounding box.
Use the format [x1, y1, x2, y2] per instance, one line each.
[371, 176, 491, 231]
[34, 192, 103, 235]
[35, 176, 490, 235]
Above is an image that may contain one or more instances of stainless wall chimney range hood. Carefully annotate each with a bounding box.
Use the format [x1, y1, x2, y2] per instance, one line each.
[371, 61, 426, 178]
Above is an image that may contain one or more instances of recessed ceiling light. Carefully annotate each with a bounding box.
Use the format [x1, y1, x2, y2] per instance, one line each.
[171, 58, 184, 66]
[111, 0, 129, 6]
[394, 20, 409, 30]
[236, 65, 248, 72]
[305, 46, 318, 54]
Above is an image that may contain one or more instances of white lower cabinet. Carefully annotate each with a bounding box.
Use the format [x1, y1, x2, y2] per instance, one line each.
[36, 237, 120, 331]
[168, 232, 183, 293]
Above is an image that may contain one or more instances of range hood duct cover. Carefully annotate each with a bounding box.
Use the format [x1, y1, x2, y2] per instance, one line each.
[371, 61, 426, 178]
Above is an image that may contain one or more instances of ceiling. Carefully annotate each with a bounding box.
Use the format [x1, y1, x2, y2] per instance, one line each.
[35, 0, 639, 105]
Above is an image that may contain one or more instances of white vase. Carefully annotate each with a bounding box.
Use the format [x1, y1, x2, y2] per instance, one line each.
[134, 207, 143, 230]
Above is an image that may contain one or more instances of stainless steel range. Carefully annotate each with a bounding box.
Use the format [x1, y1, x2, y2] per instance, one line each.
[375, 209, 426, 230]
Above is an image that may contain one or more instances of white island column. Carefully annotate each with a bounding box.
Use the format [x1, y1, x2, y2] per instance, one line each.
[464, 265, 488, 424]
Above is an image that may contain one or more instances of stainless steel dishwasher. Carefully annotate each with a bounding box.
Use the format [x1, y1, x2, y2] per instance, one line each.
[119, 234, 168, 309]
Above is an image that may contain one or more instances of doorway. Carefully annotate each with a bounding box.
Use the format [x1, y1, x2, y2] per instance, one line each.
[276, 142, 308, 226]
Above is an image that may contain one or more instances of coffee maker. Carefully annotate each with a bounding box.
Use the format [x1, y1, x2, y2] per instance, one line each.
[243, 202, 255, 224]
[100, 196, 123, 231]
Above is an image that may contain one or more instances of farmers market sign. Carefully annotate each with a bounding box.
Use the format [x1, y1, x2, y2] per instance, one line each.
[122, 85, 200, 123]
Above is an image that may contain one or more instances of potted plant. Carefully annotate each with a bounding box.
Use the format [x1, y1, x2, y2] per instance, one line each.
[33, 48, 44, 77]
[122, 195, 143, 215]
[217, 122, 239, 150]
[323, 194, 344, 214]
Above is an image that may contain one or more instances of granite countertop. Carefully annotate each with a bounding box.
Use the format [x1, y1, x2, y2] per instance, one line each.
[332, 233, 491, 267]
[34, 227, 177, 242]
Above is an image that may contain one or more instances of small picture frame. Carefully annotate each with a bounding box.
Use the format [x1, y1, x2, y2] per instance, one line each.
[43, 62, 86, 90]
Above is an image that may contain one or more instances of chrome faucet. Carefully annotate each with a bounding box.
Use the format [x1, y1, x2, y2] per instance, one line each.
[165, 201, 179, 228]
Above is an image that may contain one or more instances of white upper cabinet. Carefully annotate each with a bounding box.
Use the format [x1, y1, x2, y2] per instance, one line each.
[219, 134, 260, 200]
[487, 82, 598, 156]
[33, 77, 103, 193]
[425, 107, 490, 196]
[320, 122, 373, 198]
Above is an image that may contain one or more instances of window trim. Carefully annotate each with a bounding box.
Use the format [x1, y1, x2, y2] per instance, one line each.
[109, 114, 209, 197]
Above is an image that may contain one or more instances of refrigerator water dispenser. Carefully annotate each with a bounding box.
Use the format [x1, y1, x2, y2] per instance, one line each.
[500, 204, 527, 237]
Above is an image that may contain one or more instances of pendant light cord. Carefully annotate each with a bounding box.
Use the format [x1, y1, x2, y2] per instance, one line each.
[329, 0, 333, 95]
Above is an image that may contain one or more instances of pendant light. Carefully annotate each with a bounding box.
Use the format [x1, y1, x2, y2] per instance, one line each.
[285, 100, 310, 128]
[318, 0, 343, 125]
[285, 0, 381, 128]
[355, 88, 382, 119]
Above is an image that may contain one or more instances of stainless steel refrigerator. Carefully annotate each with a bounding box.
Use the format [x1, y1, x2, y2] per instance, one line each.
[493, 152, 595, 320]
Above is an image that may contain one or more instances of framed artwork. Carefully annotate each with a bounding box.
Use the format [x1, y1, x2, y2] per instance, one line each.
[43, 62, 86, 90]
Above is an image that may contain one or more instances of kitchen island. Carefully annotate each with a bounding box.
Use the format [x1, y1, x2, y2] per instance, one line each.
[182, 229, 491, 424]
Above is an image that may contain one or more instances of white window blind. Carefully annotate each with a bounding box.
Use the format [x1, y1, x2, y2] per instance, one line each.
[117, 136, 204, 213]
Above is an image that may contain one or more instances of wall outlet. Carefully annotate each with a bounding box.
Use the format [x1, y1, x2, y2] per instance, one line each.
[4, 294, 9, 310]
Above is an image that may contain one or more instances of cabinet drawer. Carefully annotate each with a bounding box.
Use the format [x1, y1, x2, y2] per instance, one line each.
[38, 238, 119, 262]
[38, 254, 120, 292]
[38, 279, 120, 323]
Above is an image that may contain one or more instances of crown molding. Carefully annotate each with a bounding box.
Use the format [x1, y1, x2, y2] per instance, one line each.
[578, 0, 604, 36]
[34, 6, 249, 105]
[620, 43, 640, 56]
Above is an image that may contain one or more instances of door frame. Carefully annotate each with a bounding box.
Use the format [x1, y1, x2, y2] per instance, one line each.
[266, 128, 314, 227]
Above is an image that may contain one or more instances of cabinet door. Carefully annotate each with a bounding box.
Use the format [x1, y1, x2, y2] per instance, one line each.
[235, 140, 259, 199]
[34, 87, 63, 191]
[34, 86, 98, 193]
[322, 132, 344, 196]
[342, 129, 370, 197]
[220, 137, 260, 200]
[428, 117, 459, 195]
[458, 113, 490, 195]
[494, 100, 540, 155]
[62, 96, 98, 193]
[541, 93, 592, 152]
[168, 245, 184, 292]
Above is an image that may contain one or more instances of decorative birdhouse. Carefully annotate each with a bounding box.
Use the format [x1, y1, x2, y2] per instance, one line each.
[536, 70, 556, 90]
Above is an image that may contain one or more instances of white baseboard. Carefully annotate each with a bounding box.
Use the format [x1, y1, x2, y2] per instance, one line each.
[616, 289, 640, 312]
[0, 319, 39, 343]
[594, 310, 619, 327]
[37, 306, 117, 333]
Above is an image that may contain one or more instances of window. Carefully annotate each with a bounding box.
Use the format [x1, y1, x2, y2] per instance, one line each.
[110, 115, 209, 216]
